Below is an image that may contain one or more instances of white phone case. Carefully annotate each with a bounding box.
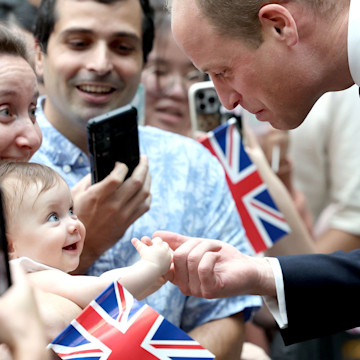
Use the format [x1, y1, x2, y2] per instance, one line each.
[188, 81, 222, 133]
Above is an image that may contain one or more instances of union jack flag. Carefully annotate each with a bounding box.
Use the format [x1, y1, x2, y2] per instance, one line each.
[199, 118, 290, 253]
[48, 281, 215, 360]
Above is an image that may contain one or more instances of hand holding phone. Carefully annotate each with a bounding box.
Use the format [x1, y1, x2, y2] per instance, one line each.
[87, 105, 140, 184]
[0, 186, 11, 295]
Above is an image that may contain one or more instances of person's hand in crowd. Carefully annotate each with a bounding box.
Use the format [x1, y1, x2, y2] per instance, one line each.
[241, 342, 271, 360]
[71, 155, 152, 273]
[0, 263, 50, 360]
[256, 128, 293, 189]
[153, 231, 276, 299]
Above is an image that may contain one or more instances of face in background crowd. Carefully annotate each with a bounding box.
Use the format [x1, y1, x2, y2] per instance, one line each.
[0, 55, 42, 161]
[141, 14, 207, 138]
[35, 0, 144, 150]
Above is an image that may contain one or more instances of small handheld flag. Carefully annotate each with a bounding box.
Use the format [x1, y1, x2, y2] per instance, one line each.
[199, 118, 290, 253]
[49, 281, 215, 360]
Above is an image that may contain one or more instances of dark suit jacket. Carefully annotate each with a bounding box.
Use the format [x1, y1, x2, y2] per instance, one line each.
[277, 250, 360, 345]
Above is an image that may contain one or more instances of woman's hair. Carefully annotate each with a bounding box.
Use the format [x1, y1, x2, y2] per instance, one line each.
[0, 162, 66, 227]
[0, 23, 31, 63]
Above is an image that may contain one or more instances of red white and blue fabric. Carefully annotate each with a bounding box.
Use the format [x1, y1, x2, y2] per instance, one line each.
[199, 118, 290, 253]
[48, 281, 215, 360]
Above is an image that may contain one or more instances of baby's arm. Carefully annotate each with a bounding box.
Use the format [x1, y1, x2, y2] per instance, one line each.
[27, 237, 172, 309]
[100, 237, 173, 299]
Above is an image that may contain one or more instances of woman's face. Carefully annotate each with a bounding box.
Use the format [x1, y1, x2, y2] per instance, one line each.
[0, 55, 42, 161]
[142, 30, 205, 138]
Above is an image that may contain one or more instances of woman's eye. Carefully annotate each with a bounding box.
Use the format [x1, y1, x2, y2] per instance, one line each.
[48, 213, 59, 222]
[153, 68, 167, 77]
[0, 107, 11, 117]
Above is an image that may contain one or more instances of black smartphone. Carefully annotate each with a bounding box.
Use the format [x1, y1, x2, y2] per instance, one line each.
[188, 81, 222, 133]
[0, 185, 11, 295]
[87, 105, 140, 184]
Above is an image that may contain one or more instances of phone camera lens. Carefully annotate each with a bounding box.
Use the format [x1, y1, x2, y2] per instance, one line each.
[198, 91, 205, 99]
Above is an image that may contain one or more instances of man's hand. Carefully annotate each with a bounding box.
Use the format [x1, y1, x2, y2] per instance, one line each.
[72, 155, 152, 273]
[153, 231, 277, 298]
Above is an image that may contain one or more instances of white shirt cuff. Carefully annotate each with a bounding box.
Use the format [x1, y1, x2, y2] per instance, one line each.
[262, 257, 288, 329]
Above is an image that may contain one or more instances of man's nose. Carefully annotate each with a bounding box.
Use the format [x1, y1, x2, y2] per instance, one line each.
[212, 79, 241, 110]
[86, 42, 113, 75]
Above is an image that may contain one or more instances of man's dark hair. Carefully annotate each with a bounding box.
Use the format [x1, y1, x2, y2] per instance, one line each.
[0, 0, 38, 33]
[34, 0, 154, 63]
[0, 23, 30, 63]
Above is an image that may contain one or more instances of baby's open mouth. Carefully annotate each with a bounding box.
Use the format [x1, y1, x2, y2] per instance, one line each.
[63, 243, 78, 251]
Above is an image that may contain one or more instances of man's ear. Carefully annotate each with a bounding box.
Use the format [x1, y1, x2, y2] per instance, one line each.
[258, 4, 299, 47]
[34, 40, 45, 78]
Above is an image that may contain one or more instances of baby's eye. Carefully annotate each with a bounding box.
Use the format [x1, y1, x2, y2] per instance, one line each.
[28, 105, 37, 123]
[69, 208, 74, 216]
[48, 213, 59, 222]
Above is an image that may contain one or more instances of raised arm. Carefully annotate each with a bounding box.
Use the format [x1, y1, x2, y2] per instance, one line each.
[100, 236, 172, 299]
[28, 237, 172, 309]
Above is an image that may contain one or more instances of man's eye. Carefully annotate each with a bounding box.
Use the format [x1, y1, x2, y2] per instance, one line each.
[68, 39, 89, 49]
[112, 41, 136, 55]
[214, 71, 226, 79]
[48, 213, 59, 222]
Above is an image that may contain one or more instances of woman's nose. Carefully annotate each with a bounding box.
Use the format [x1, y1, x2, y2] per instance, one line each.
[15, 119, 42, 152]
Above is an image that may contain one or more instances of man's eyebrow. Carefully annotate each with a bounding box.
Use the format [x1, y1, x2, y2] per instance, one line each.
[60, 28, 93, 37]
[60, 28, 141, 43]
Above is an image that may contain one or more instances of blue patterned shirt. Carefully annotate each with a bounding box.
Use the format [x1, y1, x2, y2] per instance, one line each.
[31, 96, 261, 331]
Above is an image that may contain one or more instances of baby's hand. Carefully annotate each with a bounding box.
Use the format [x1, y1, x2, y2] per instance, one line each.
[131, 236, 172, 275]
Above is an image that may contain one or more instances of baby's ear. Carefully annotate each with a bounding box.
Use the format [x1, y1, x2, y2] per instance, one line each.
[7, 236, 16, 259]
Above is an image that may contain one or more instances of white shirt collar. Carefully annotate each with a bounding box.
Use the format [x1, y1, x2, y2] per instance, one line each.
[348, 0, 360, 86]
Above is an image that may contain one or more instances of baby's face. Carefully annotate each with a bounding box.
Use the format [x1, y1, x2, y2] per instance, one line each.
[8, 181, 86, 273]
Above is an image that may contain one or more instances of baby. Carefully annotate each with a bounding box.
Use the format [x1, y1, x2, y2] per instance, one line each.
[0, 161, 172, 309]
